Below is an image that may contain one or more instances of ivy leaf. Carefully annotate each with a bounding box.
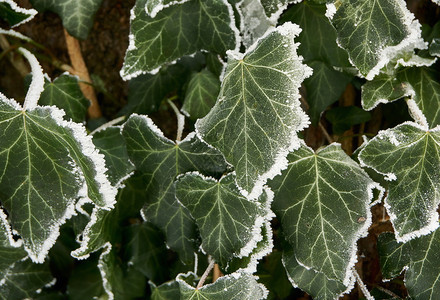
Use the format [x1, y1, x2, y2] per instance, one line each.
[270, 142, 381, 284]
[325, 106, 371, 135]
[304, 62, 352, 124]
[0, 95, 116, 263]
[177, 271, 268, 299]
[359, 122, 440, 242]
[29, 0, 103, 39]
[38, 74, 89, 123]
[378, 229, 440, 299]
[123, 222, 168, 283]
[122, 114, 227, 263]
[398, 67, 440, 128]
[196, 23, 312, 199]
[362, 67, 440, 128]
[0, 0, 37, 27]
[67, 255, 105, 300]
[282, 247, 351, 300]
[123, 54, 205, 116]
[361, 73, 411, 111]
[175, 172, 273, 266]
[181, 69, 220, 120]
[120, 0, 239, 80]
[259, 0, 295, 20]
[0, 259, 53, 300]
[92, 126, 134, 188]
[150, 280, 180, 300]
[0, 216, 27, 272]
[329, 0, 425, 79]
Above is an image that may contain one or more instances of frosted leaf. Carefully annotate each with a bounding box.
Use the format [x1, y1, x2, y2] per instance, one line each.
[144, 0, 189, 18]
[196, 22, 312, 199]
[330, 0, 426, 80]
[121, 0, 239, 79]
[0, 0, 37, 27]
[0, 95, 116, 263]
[259, 0, 297, 21]
[282, 246, 355, 300]
[175, 172, 273, 266]
[270, 142, 381, 285]
[29, 0, 103, 39]
[378, 229, 440, 299]
[181, 69, 220, 120]
[177, 271, 268, 299]
[359, 122, 440, 242]
[38, 74, 89, 123]
[122, 114, 227, 263]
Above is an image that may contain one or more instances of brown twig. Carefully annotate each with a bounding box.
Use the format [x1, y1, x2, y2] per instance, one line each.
[63, 29, 102, 119]
[212, 264, 222, 283]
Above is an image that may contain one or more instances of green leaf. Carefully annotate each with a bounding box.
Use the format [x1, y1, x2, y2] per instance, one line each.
[0, 216, 27, 272]
[177, 271, 268, 299]
[378, 229, 440, 299]
[304, 62, 352, 124]
[256, 251, 293, 299]
[67, 255, 105, 300]
[330, 0, 425, 79]
[175, 172, 273, 266]
[361, 73, 411, 111]
[282, 247, 350, 300]
[325, 106, 371, 134]
[120, 0, 239, 80]
[0, 259, 53, 300]
[259, 0, 295, 19]
[123, 222, 168, 283]
[270, 142, 381, 284]
[359, 122, 440, 241]
[181, 69, 220, 120]
[0, 0, 37, 27]
[150, 280, 180, 300]
[123, 54, 204, 116]
[145, 0, 189, 18]
[196, 23, 312, 199]
[29, 0, 103, 39]
[92, 126, 134, 187]
[398, 67, 440, 128]
[0, 96, 116, 262]
[237, 0, 274, 48]
[38, 74, 89, 123]
[122, 114, 227, 263]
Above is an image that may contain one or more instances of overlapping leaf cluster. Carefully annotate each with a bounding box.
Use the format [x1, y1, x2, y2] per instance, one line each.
[1, 0, 440, 299]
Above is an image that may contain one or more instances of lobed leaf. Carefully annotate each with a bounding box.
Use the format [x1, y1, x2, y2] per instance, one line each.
[177, 271, 268, 299]
[270, 142, 380, 284]
[38, 74, 89, 124]
[359, 122, 440, 242]
[175, 172, 273, 266]
[181, 69, 220, 120]
[378, 229, 440, 299]
[0, 96, 116, 262]
[329, 0, 425, 80]
[121, 0, 239, 80]
[29, 0, 103, 39]
[196, 22, 312, 199]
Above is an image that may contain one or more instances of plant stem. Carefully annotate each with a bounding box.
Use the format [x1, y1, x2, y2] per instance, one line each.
[0, 34, 30, 77]
[64, 29, 102, 119]
[167, 99, 185, 142]
[213, 264, 222, 282]
[196, 258, 215, 289]
[90, 116, 126, 135]
[353, 267, 374, 300]
[319, 122, 333, 144]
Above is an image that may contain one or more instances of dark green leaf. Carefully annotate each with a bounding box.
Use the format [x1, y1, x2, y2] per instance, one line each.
[0, 96, 116, 262]
[39, 74, 89, 123]
[325, 106, 371, 134]
[120, 0, 238, 79]
[175, 172, 273, 266]
[0, 0, 36, 27]
[29, 0, 103, 39]
[150, 280, 180, 300]
[182, 69, 220, 120]
[67, 256, 104, 300]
